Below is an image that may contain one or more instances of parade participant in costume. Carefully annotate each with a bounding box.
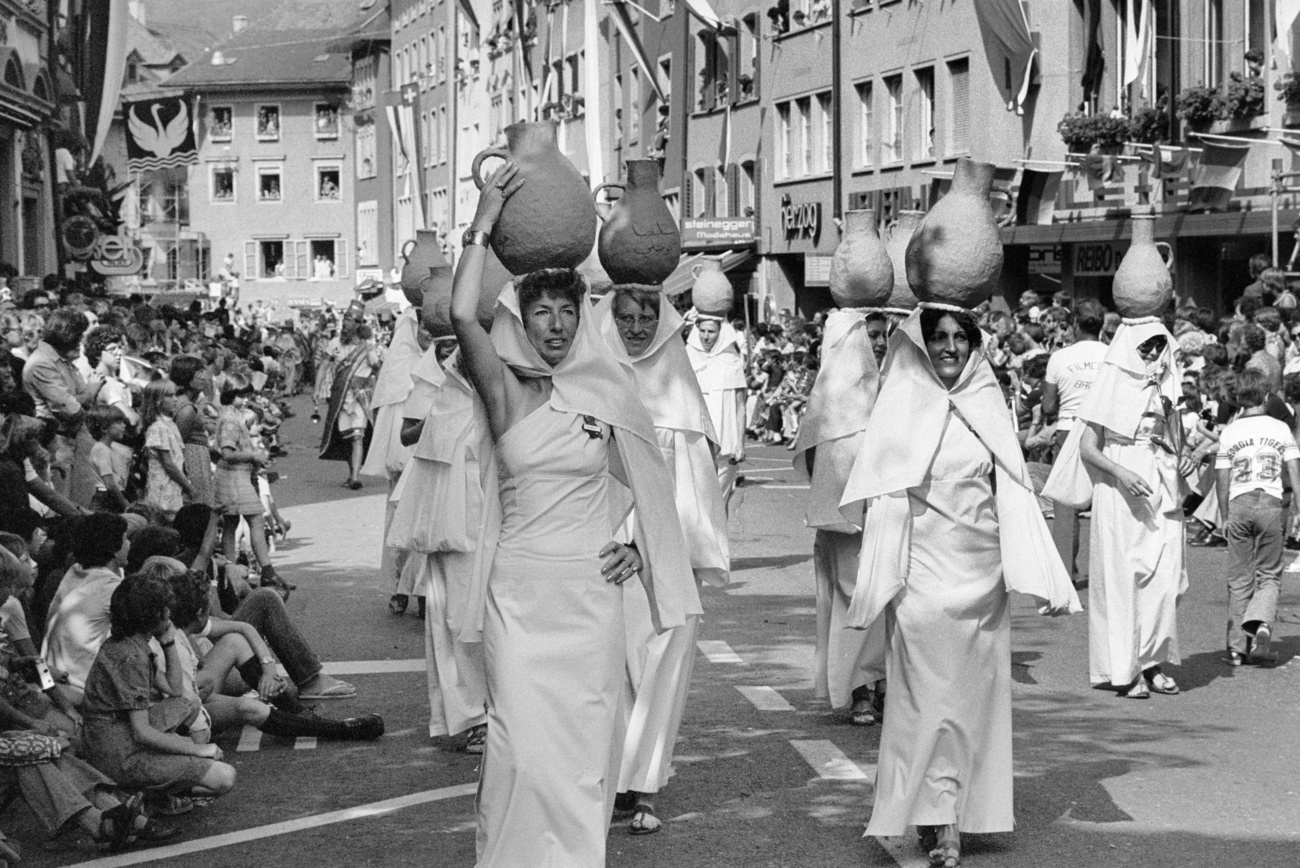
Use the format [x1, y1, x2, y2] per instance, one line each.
[843, 307, 1080, 866]
[452, 162, 698, 868]
[387, 331, 491, 751]
[686, 316, 747, 513]
[594, 286, 729, 835]
[1045, 319, 1191, 698]
[792, 308, 890, 726]
[358, 303, 425, 613]
[841, 160, 1079, 868]
[318, 320, 380, 489]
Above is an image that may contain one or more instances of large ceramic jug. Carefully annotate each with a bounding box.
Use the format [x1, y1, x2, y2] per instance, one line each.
[884, 210, 925, 310]
[829, 210, 894, 308]
[692, 260, 733, 315]
[1113, 215, 1173, 317]
[419, 265, 456, 338]
[472, 122, 598, 274]
[905, 158, 1004, 308]
[400, 229, 448, 307]
[593, 159, 682, 285]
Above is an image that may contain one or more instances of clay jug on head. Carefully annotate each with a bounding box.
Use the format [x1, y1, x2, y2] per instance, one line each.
[829, 211, 894, 308]
[905, 158, 1004, 308]
[692, 260, 733, 315]
[594, 160, 682, 285]
[885, 211, 925, 310]
[400, 229, 449, 307]
[472, 122, 598, 274]
[418, 265, 456, 338]
[1113, 216, 1173, 318]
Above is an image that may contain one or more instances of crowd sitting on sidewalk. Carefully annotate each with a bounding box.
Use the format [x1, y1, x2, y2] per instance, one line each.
[0, 276, 385, 855]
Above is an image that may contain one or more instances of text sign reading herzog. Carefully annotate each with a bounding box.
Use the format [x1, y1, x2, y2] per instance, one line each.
[681, 217, 756, 249]
[781, 200, 821, 241]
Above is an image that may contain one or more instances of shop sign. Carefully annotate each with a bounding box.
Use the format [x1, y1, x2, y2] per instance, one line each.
[681, 217, 756, 249]
[1073, 241, 1125, 277]
[1028, 244, 1062, 275]
[88, 231, 145, 276]
[780, 195, 821, 242]
[804, 253, 833, 287]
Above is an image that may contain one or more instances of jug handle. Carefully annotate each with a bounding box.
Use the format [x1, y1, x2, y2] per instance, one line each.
[1155, 241, 1173, 269]
[592, 183, 624, 222]
[400, 239, 416, 262]
[471, 147, 510, 190]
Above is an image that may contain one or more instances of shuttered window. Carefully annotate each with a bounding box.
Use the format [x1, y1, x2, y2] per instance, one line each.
[947, 58, 970, 155]
[244, 241, 256, 280]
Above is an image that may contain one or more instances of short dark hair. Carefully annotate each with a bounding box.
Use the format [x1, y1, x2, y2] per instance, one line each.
[172, 503, 212, 549]
[73, 512, 128, 567]
[109, 572, 175, 639]
[42, 309, 88, 354]
[125, 525, 182, 574]
[168, 355, 205, 391]
[919, 307, 983, 348]
[83, 326, 123, 368]
[1250, 252, 1272, 278]
[219, 374, 254, 406]
[516, 268, 585, 315]
[1232, 368, 1270, 408]
[85, 405, 126, 439]
[167, 569, 212, 630]
[1024, 354, 1051, 380]
[1242, 324, 1267, 353]
[1201, 343, 1228, 368]
[1073, 299, 1106, 336]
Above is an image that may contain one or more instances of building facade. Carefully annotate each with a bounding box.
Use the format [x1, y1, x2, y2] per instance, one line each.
[0, 0, 57, 289]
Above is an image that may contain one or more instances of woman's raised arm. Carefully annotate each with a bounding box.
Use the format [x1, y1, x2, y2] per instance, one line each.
[452, 161, 524, 437]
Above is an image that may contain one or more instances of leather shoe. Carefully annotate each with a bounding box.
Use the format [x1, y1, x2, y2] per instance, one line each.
[342, 713, 385, 740]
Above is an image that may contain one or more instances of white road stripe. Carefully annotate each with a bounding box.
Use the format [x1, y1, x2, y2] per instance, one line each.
[696, 639, 745, 664]
[294, 737, 318, 750]
[63, 782, 478, 867]
[321, 659, 425, 675]
[759, 484, 810, 490]
[236, 726, 262, 752]
[737, 685, 795, 711]
[789, 739, 870, 780]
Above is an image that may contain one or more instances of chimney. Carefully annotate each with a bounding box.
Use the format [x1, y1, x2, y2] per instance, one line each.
[233, 15, 248, 33]
[128, 1, 146, 25]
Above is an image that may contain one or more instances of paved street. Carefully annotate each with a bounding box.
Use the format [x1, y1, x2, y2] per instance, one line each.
[17, 400, 1300, 867]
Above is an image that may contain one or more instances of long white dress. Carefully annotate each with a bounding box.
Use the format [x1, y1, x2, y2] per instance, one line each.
[866, 412, 1012, 835]
[686, 321, 747, 511]
[476, 404, 625, 868]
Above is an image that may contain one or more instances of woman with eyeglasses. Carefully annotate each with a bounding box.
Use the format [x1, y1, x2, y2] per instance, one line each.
[1049, 322, 1194, 699]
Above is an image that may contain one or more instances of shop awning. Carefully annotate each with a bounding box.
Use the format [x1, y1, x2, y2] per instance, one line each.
[663, 250, 752, 298]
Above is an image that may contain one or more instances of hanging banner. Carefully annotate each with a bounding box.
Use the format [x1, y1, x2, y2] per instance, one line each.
[123, 95, 198, 172]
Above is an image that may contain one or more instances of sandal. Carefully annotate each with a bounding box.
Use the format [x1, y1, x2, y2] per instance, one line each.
[1121, 677, 1150, 699]
[464, 724, 487, 754]
[298, 679, 358, 700]
[629, 801, 661, 835]
[849, 696, 876, 726]
[1145, 667, 1180, 695]
[929, 827, 960, 868]
[917, 825, 939, 852]
[148, 793, 193, 817]
[389, 594, 409, 616]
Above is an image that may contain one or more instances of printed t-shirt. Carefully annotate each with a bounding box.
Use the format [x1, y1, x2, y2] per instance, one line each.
[1045, 340, 1107, 431]
[1215, 414, 1300, 502]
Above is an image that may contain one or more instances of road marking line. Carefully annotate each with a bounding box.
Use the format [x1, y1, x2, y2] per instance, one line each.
[789, 739, 870, 781]
[737, 685, 795, 711]
[294, 737, 317, 750]
[759, 484, 810, 490]
[236, 726, 261, 752]
[696, 639, 745, 664]
[63, 782, 478, 868]
[875, 834, 931, 868]
[321, 659, 425, 675]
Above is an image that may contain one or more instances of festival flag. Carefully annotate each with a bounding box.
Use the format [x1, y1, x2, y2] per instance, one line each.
[1078, 154, 1120, 192]
[1015, 169, 1063, 225]
[1188, 140, 1251, 211]
[1140, 144, 1191, 180]
[123, 96, 198, 172]
[608, 1, 666, 103]
[1123, 0, 1153, 93]
[85, 0, 131, 165]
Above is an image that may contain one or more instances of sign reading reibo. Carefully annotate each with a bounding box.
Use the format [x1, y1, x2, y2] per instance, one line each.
[780, 195, 821, 242]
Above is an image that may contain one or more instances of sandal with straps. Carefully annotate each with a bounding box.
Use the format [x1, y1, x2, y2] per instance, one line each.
[928, 826, 960, 868]
[629, 800, 661, 835]
[1145, 666, 1180, 695]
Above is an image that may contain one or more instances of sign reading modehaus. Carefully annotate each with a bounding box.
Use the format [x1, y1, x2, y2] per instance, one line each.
[681, 217, 756, 249]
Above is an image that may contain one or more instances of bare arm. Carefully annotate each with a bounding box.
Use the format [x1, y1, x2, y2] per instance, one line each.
[1216, 467, 1232, 520]
[452, 162, 525, 440]
[152, 447, 195, 498]
[128, 707, 221, 757]
[1040, 381, 1060, 425]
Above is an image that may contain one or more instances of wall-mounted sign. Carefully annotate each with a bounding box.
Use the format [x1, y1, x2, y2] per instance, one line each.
[1028, 244, 1062, 275]
[1073, 241, 1125, 277]
[804, 253, 833, 288]
[89, 230, 145, 276]
[780, 194, 821, 242]
[681, 217, 756, 249]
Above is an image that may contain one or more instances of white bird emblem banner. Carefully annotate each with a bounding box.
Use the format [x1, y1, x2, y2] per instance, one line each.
[124, 96, 198, 172]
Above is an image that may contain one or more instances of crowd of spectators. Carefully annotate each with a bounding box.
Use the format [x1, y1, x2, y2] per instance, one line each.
[0, 274, 383, 855]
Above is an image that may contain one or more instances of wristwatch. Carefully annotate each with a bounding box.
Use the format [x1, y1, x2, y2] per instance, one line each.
[462, 227, 490, 248]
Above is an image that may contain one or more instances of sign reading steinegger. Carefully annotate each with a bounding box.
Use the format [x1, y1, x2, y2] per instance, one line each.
[681, 217, 756, 250]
